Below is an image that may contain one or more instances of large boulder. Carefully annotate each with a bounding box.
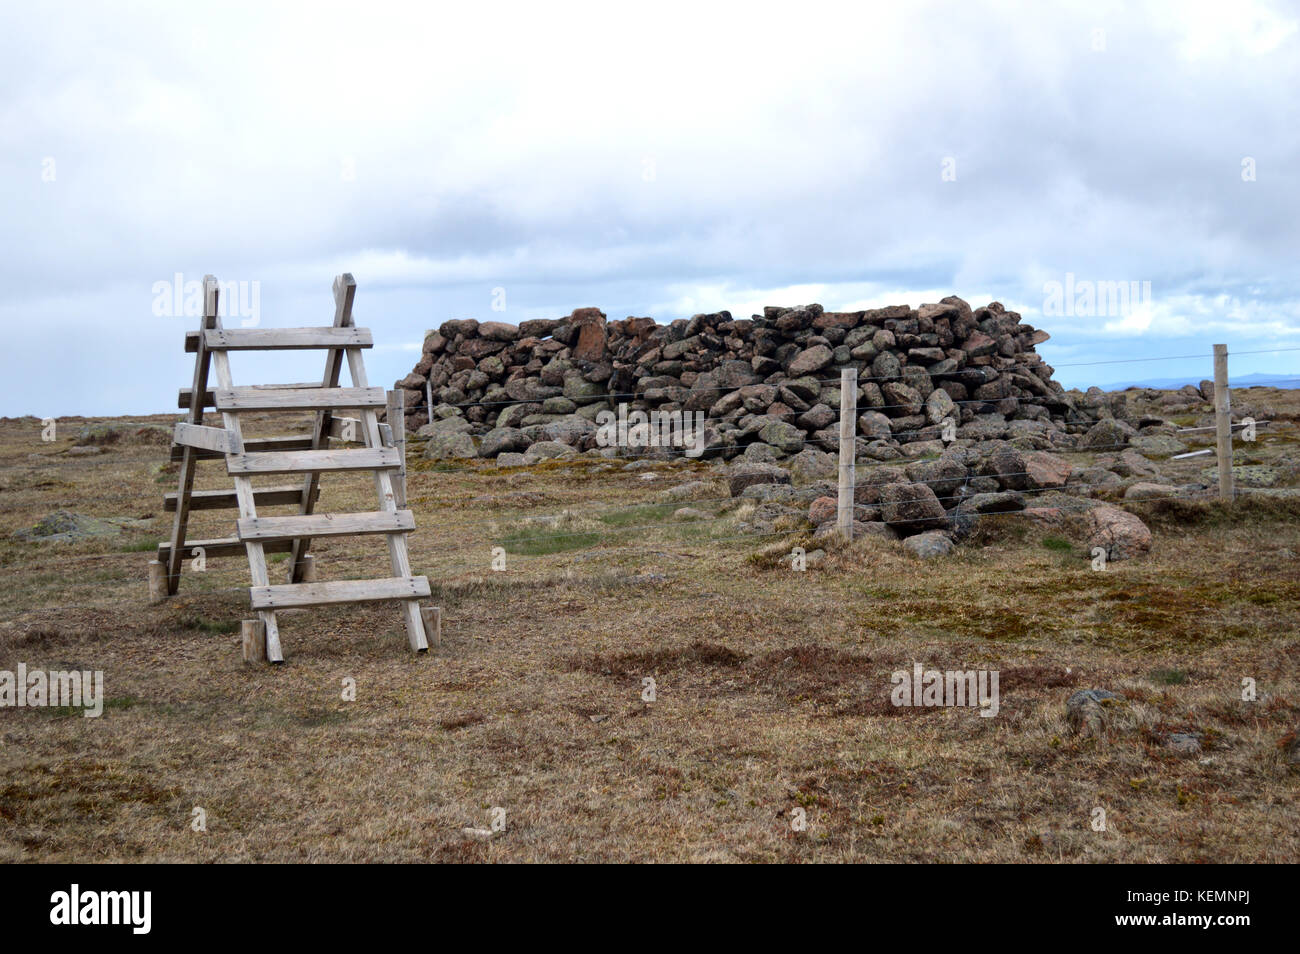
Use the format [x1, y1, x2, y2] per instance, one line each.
[788, 344, 834, 376]
[1123, 482, 1175, 502]
[522, 441, 577, 464]
[478, 321, 519, 342]
[858, 411, 892, 441]
[905, 455, 968, 501]
[570, 307, 608, 361]
[979, 441, 1027, 491]
[878, 482, 950, 534]
[424, 431, 478, 459]
[729, 462, 792, 497]
[1080, 418, 1137, 450]
[1086, 506, 1152, 560]
[787, 448, 836, 480]
[758, 420, 806, 455]
[417, 416, 471, 438]
[925, 387, 955, 425]
[959, 491, 1026, 514]
[1024, 451, 1071, 489]
[808, 495, 838, 526]
[902, 530, 955, 559]
[478, 427, 529, 457]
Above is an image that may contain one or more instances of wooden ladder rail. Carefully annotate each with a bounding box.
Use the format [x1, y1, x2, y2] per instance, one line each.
[203, 277, 285, 662]
[165, 308, 216, 594]
[288, 274, 355, 583]
[338, 297, 427, 652]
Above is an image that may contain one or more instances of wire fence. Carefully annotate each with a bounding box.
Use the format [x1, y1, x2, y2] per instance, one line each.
[2, 344, 1297, 626]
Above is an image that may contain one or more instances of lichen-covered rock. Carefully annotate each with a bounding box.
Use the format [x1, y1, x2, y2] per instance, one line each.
[1080, 418, 1137, 450]
[808, 495, 838, 526]
[1086, 506, 1152, 560]
[478, 427, 529, 458]
[522, 440, 577, 464]
[902, 530, 954, 559]
[1066, 688, 1122, 737]
[424, 431, 477, 459]
[13, 510, 136, 542]
[878, 482, 949, 534]
[728, 462, 792, 497]
[757, 420, 806, 455]
[1123, 482, 1175, 501]
[1024, 451, 1071, 489]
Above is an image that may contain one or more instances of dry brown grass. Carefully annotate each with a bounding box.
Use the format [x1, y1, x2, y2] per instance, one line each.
[1, 400, 1298, 863]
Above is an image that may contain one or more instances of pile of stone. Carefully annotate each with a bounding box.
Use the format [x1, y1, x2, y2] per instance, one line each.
[405, 302, 1066, 460]
[398, 296, 1178, 468]
[394, 297, 1217, 558]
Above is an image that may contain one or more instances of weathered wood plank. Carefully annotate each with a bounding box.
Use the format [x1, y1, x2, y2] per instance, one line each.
[215, 386, 387, 411]
[163, 484, 318, 512]
[250, 576, 431, 610]
[226, 447, 401, 475]
[170, 435, 319, 462]
[237, 509, 415, 542]
[158, 537, 295, 560]
[387, 390, 407, 508]
[173, 422, 242, 454]
[242, 619, 267, 663]
[178, 382, 323, 408]
[203, 326, 373, 351]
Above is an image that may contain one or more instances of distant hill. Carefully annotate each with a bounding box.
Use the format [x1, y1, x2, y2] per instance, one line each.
[1091, 372, 1300, 391]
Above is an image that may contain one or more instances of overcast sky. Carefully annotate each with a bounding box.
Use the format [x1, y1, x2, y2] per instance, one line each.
[2, 0, 1298, 417]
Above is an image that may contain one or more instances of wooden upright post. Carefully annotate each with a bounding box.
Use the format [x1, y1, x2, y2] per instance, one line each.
[242, 619, 267, 663]
[420, 605, 442, 650]
[387, 389, 407, 509]
[147, 560, 166, 604]
[1213, 344, 1233, 502]
[837, 366, 857, 540]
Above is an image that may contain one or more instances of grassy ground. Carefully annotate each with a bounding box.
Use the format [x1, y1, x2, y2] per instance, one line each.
[0, 393, 1298, 863]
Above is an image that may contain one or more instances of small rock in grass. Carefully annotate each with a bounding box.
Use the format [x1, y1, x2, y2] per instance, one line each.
[1066, 688, 1121, 737]
[902, 530, 954, 559]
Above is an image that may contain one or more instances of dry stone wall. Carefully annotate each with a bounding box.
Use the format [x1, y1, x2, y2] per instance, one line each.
[395, 297, 1219, 552]
[398, 296, 1133, 465]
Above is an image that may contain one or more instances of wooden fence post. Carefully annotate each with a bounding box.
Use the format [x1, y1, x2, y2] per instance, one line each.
[147, 560, 167, 604]
[241, 619, 267, 663]
[387, 389, 407, 508]
[837, 367, 857, 539]
[420, 605, 442, 650]
[1213, 343, 1233, 502]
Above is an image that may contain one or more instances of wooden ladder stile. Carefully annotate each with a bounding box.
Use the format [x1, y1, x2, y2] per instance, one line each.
[153, 273, 430, 661]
